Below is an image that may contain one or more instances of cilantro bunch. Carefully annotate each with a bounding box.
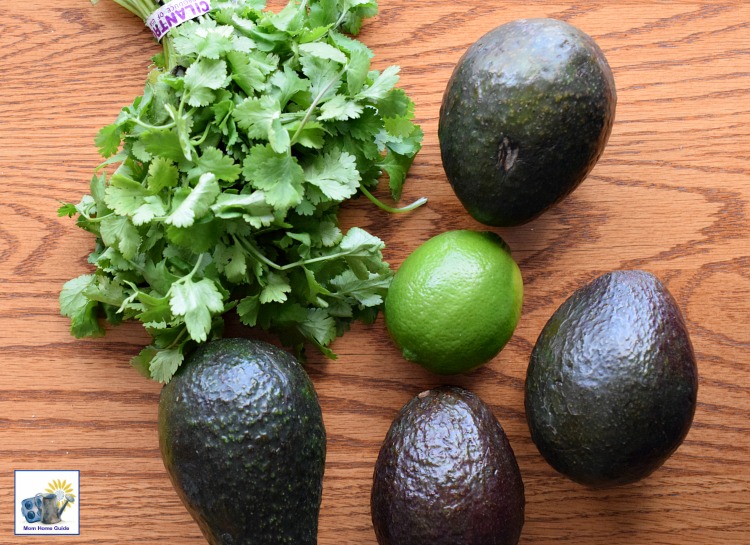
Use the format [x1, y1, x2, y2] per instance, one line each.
[60, 0, 424, 382]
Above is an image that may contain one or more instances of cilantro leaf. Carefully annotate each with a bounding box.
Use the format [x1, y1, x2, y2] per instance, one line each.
[338, 226, 388, 277]
[297, 308, 337, 347]
[141, 129, 185, 162]
[57, 203, 78, 218]
[227, 50, 270, 95]
[132, 195, 167, 226]
[149, 347, 185, 383]
[308, 0, 339, 28]
[260, 271, 292, 303]
[299, 42, 348, 64]
[130, 347, 157, 378]
[143, 260, 180, 296]
[304, 149, 361, 201]
[346, 106, 384, 141]
[329, 269, 391, 307]
[301, 56, 342, 104]
[237, 294, 260, 326]
[165, 173, 221, 228]
[104, 184, 146, 217]
[166, 218, 224, 254]
[339, 0, 378, 35]
[270, 0, 306, 32]
[211, 191, 275, 228]
[319, 94, 363, 121]
[379, 149, 416, 202]
[293, 123, 326, 149]
[234, 95, 279, 137]
[100, 215, 141, 260]
[60, 275, 105, 338]
[346, 46, 371, 95]
[95, 123, 123, 158]
[243, 144, 304, 210]
[215, 241, 248, 283]
[184, 58, 228, 107]
[133, 291, 172, 324]
[169, 276, 225, 342]
[339, 226, 386, 255]
[192, 147, 242, 183]
[269, 64, 308, 107]
[82, 275, 126, 307]
[174, 24, 236, 59]
[384, 115, 417, 139]
[376, 87, 412, 118]
[147, 157, 180, 192]
[233, 95, 290, 153]
[358, 65, 400, 101]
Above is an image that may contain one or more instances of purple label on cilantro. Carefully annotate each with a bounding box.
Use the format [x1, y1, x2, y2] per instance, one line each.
[146, 0, 212, 41]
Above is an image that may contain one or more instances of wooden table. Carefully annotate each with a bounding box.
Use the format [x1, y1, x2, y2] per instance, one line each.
[2, 1, 748, 543]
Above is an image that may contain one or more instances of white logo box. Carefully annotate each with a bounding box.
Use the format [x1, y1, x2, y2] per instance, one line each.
[15, 470, 80, 536]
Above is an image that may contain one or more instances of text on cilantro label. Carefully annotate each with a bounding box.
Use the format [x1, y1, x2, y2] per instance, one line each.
[146, 0, 211, 41]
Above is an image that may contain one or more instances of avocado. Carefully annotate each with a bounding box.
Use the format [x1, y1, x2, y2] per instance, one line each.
[525, 270, 698, 488]
[438, 18, 616, 226]
[371, 386, 524, 545]
[158, 338, 326, 545]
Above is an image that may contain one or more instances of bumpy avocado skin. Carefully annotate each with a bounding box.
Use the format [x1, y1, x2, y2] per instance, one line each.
[372, 386, 525, 545]
[158, 338, 326, 545]
[525, 271, 698, 488]
[439, 18, 616, 226]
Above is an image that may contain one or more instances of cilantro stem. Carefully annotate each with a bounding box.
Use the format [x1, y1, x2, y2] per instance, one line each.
[281, 252, 352, 269]
[184, 253, 207, 281]
[290, 65, 348, 146]
[125, 259, 147, 275]
[191, 123, 213, 146]
[238, 236, 356, 272]
[237, 237, 284, 271]
[117, 284, 141, 314]
[359, 186, 428, 213]
[165, 326, 189, 350]
[131, 118, 175, 131]
[109, 0, 156, 21]
[158, 253, 207, 304]
[108, 0, 178, 70]
[334, 9, 350, 28]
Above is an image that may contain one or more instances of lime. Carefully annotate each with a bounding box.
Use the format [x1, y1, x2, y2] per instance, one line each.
[384, 230, 523, 374]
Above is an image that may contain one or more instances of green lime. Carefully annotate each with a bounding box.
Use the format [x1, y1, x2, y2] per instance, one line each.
[384, 230, 523, 374]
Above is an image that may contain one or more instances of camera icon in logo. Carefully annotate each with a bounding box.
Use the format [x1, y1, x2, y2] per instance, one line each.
[21, 494, 43, 523]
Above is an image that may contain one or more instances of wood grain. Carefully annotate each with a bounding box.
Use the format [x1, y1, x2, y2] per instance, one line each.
[1, 1, 749, 543]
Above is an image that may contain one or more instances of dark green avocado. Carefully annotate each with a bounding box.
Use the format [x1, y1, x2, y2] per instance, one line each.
[371, 386, 524, 545]
[158, 338, 326, 545]
[525, 270, 698, 488]
[439, 18, 616, 226]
